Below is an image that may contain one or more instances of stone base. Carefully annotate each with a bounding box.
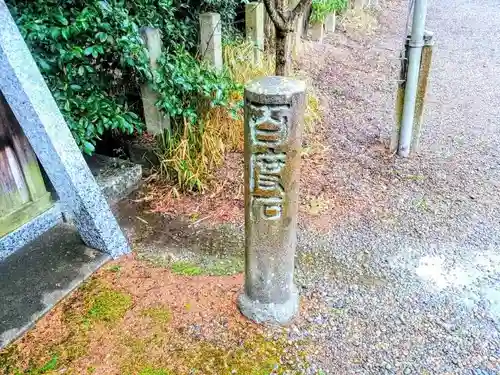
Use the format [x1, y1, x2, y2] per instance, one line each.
[237, 285, 299, 325]
[86, 154, 142, 205]
[0, 204, 62, 261]
[126, 139, 160, 169]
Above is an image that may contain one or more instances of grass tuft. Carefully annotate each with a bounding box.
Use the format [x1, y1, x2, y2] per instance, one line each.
[138, 367, 172, 375]
[170, 261, 203, 276]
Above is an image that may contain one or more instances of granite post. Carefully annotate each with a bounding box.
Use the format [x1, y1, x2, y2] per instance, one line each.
[140, 27, 170, 135]
[325, 12, 336, 34]
[0, 1, 129, 258]
[238, 76, 306, 325]
[245, 2, 265, 65]
[199, 13, 223, 72]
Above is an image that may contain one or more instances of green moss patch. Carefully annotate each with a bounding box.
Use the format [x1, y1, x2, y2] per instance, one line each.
[141, 306, 172, 325]
[85, 288, 132, 323]
[0, 279, 134, 374]
[119, 331, 310, 375]
[171, 261, 203, 276]
[138, 367, 172, 375]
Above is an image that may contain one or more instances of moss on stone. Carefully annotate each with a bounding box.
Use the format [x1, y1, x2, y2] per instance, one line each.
[117, 327, 312, 375]
[181, 334, 307, 375]
[202, 256, 244, 276]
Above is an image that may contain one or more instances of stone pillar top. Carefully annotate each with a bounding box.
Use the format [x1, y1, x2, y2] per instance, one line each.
[245, 76, 307, 104]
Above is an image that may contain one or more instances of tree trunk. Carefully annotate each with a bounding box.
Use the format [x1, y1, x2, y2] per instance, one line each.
[264, 10, 276, 51]
[263, 0, 312, 75]
[275, 30, 293, 76]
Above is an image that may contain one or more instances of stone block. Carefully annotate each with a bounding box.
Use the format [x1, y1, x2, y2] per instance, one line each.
[0, 224, 110, 349]
[0, 204, 62, 261]
[325, 12, 336, 33]
[86, 154, 142, 205]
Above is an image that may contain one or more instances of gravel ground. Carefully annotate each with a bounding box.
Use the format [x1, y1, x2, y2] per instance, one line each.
[285, 0, 500, 373]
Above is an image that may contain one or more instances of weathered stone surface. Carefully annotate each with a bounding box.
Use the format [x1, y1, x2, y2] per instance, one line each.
[86, 154, 142, 205]
[238, 76, 306, 325]
[0, 204, 62, 261]
[0, 2, 130, 258]
[199, 13, 222, 72]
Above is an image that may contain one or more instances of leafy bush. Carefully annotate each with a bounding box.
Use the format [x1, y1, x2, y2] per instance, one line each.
[155, 50, 243, 191]
[7, 0, 244, 154]
[311, 0, 348, 24]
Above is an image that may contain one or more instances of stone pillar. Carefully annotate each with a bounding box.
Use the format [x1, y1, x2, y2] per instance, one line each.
[310, 22, 324, 43]
[325, 12, 336, 34]
[238, 76, 306, 325]
[199, 13, 222, 72]
[0, 2, 129, 258]
[140, 27, 170, 135]
[245, 2, 265, 65]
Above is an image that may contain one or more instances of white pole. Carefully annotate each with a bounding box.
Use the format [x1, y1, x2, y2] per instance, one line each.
[398, 0, 428, 157]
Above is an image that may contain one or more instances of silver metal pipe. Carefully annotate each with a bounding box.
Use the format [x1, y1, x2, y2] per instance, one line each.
[398, 0, 428, 157]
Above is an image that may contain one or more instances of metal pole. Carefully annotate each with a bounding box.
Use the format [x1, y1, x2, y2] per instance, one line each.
[398, 0, 428, 157]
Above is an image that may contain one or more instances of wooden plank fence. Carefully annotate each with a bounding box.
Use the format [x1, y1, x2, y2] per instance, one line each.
[0, 91, 52, 237]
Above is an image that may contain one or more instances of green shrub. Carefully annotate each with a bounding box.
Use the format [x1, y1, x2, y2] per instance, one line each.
[7, 0, 244, 155]
[311, 0, 348, 24]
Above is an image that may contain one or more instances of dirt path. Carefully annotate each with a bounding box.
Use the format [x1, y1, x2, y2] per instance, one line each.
[293, 0, 500, 372]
